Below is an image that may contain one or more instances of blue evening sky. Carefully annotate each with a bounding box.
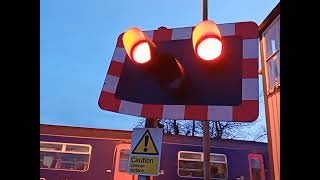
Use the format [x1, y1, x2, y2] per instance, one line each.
[40, 0, 279, 131]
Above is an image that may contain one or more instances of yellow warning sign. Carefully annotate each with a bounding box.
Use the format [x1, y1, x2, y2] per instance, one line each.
[132, 129, 159, 155]
[128, 156, 159, 175]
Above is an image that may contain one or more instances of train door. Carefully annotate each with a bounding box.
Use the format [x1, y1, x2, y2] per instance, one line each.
[113, 143, 138, 180]
[248, 153, 266, 180]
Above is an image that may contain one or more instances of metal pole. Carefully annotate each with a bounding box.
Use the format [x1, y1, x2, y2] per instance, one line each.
[203, 0, 208, 20]
[202, 1, 211, 179]
[138, 118, 158, 180]
[203, 120, 211, 180]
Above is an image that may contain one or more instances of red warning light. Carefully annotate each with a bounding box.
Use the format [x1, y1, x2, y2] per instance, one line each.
[192, 20, 222, 61]
[123, 27, 154, 64]
[132, 41, 151, 64]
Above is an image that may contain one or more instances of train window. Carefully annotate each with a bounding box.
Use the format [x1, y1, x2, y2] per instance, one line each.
[40, 142, 63, 151]
[210, 154, 226, 162]
[178, 151, 228, 179]
[40, 141, 92, 172]
[65, 144, 90, 153]
[250, 159, 262, 180]
[262, 15, 280, 92]
[248, 153, 266, 180]
[209, 154, 228, 179]
[180, 152, 202, 160]
[119, 149, 130, 172]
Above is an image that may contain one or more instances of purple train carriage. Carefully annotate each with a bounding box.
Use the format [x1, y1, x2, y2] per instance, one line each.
[40, 124, 269, 180]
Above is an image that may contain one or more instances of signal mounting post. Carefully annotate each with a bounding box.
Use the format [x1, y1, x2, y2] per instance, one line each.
[202, 0, 211, 180]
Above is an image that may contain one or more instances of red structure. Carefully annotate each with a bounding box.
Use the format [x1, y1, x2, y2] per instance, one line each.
[259, 3, 280, 180]
[98, 22, 259, 122]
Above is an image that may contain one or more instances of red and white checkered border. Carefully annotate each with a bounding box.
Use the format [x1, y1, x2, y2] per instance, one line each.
[99, 22, 259, 122]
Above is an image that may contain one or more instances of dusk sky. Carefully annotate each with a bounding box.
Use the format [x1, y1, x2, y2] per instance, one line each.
[40, 0, 279, 134]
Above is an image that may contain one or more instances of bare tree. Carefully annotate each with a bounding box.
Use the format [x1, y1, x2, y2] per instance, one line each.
[252, 125, 267, 142]
[135, 119, 181, 135]
[135, 119, 145, 128]
[135, 116, 267, 143]
[179, 120, 202, 136]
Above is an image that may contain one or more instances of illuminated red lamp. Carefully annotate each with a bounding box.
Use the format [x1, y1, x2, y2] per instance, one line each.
[192, 20, 222, 61]
[122, 27, 155, 64]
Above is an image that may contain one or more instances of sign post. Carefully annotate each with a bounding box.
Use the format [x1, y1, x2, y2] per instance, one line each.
[128, 120, 163, 179]
[202, 0, 211, 180]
